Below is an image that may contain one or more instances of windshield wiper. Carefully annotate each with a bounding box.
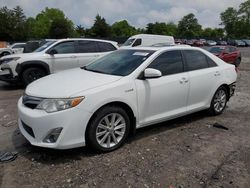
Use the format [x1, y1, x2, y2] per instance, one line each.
[81, 66, 106, 74]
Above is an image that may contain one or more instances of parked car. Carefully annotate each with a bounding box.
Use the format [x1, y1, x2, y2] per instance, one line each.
[186, 39, 194, 46]
[208, 46, 241, 67]
[18, 46, 237, 152]
[23, 39, 56, 53]
[235, 40, 246, 47]
[216, 41, 227, 45]
[174, 39, 182, 44]
[242, 39, 250, 47]
[206, 40, 217, 46]
[121, 34, 175, 47]
[193, 40, 204, 47]
[0, 43, 26, 57]
[0, 38, 118, 85]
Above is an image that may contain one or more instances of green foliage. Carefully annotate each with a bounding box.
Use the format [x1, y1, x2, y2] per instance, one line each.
[145, 22, 177, 36]
[90, 14, 111, 37]
[220, 0, 250, 38]
[111, 20, 137, 37]
[31, 7, 72, 39]
[220, 7, 239, 38]
[49, 18, 74, 39]
[2, 1, 250, 41]
[202, 28, 224, 38]
[75, 25, 85, 37]
[177, 13, 202, 38]
[0, 6, 27, 41]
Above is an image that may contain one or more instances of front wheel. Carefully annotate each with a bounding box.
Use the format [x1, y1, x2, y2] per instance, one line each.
[86, 106, 130, 152]
[22, 67, 46, 86]
[209, 86, 228, 115]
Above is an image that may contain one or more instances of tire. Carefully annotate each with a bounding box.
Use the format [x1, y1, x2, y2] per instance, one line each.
[86, 105, 130, 152]
[234, 58, 241, 67]
[209, 86, 228, 115]
[22, 67, 46, 86]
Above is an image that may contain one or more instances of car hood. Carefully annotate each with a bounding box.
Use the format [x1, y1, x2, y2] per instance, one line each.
[0, 52, 42, 60]
[25, 68, 122, 98]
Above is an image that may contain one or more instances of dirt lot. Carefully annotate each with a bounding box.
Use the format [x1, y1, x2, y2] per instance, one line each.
[0, 48, 250, 188]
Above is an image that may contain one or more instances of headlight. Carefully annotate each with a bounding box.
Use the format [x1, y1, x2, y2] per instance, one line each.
[0, 57, 20, 64]
[36, 97, 84, 113]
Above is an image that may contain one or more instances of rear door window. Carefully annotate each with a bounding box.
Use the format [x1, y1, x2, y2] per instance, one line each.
[206, 57, 218, 67]
[183, 50, 209, 71]
[76, 40, 99, 53]
[96, 42, 116, 52]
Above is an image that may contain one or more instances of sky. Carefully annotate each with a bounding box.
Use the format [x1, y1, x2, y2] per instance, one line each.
[0, 0, 246, 28]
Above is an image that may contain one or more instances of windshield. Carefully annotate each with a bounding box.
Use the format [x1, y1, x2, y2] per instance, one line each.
[122, 38, 135, 46]
[208, 47, 224, 54]
[34, 41, 56, 52]
[84, 49, 155, 76]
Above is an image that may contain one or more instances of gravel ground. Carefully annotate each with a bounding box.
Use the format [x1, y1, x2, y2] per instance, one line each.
[0, 48, 250, 188]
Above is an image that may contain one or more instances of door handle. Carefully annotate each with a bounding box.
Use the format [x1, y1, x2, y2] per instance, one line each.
[70, 55, 77, 58]
[214, 71, 221, 76]
[179, 77, 188, 84]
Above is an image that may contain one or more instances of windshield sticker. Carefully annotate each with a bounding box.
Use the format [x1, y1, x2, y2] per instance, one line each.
[133, 52, 149, 56]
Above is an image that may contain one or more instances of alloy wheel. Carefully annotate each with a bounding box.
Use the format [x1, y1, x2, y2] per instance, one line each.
[213, 89, 227, 113]
[96, 113, 126, 148]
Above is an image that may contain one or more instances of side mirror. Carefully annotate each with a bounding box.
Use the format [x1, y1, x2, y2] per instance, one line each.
[144, 68, 162, 79]
[48, 49, 57, 55]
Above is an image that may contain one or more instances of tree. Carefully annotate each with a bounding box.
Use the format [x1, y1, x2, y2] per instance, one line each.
[32, 7, 71, 39]
[145, 22, 177, 36]
[75, 25, 85, 37]
[11, 6, 27, 40]
[49, 18, 74, 38]
[220, 7, 239, 38]
[90, 14, 111, 37]
[202, 28, 224, 39]
[165, 22, 177, 36]
[0, 6, 27, 41]
[238, 0, 250, 37]
[111, 20, 137, 37]
[146, 22, 166, 35]
[177, 13, 202, 38]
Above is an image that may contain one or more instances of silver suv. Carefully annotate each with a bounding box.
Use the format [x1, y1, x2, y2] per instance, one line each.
[0, 38, 118, 85]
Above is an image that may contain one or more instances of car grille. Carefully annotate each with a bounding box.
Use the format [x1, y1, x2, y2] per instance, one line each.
[22, 121, 35, 138]
[22, 94, 43, 109]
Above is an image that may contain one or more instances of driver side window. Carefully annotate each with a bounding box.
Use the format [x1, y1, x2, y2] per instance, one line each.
[51, 41, 75, 54]
[148, 50, 184, 76]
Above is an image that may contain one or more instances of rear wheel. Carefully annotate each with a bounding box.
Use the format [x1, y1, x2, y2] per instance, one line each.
[22, 67, 46, 86]
[87, 106, 130, 152]
[209, 86, 228, 115]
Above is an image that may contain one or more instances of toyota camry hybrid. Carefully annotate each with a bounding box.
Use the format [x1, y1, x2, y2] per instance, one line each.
[18, 46, 237, 152]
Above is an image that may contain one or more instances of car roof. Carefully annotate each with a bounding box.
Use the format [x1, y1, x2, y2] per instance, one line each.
[57, 38, 118, 44]
[129, 45, 197, 52]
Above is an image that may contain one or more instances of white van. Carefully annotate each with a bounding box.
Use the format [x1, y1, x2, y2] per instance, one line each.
[121, 34, 175, 47]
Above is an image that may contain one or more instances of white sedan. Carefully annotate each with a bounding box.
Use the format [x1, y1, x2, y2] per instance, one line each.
[18, 46, 237, 152]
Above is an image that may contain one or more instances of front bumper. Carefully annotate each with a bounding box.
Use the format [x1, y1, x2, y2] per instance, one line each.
[0, 67, 19, 82]
[18, 98, 92, 149]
